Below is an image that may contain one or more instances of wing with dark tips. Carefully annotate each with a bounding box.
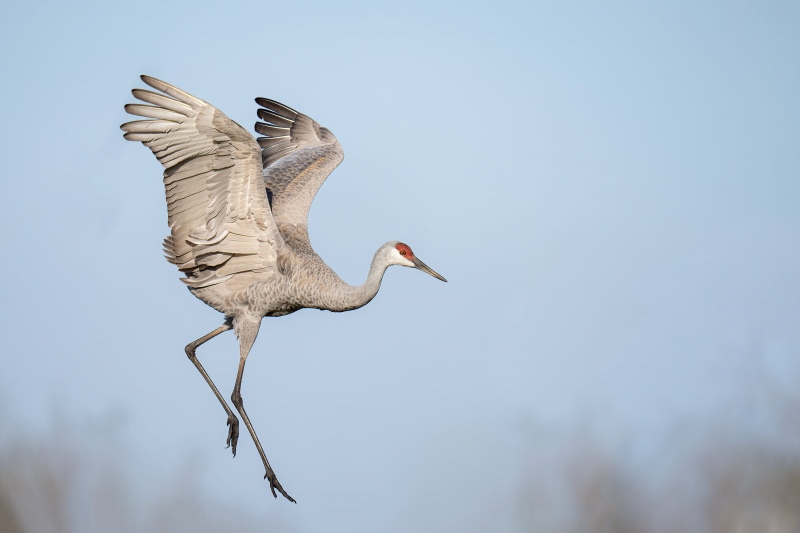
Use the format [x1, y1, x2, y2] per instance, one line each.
[255, 98, 344, 252]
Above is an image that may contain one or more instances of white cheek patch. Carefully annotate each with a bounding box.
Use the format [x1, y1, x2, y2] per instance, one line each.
[391, 248, 415, 267]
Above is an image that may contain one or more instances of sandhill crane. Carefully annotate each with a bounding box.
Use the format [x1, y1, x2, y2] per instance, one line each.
[120, 76, 446, 502]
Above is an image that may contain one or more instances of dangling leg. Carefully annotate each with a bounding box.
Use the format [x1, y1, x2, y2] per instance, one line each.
[184, 319, 241, 454]
[231, 316, 295, 503]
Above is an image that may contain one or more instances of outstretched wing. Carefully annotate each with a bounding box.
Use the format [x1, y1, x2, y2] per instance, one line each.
[254, 98, 344, 252]
[121, 76, 282, 288]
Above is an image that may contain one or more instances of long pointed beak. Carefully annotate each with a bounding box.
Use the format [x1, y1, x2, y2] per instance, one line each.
[412, 257, 447, 282]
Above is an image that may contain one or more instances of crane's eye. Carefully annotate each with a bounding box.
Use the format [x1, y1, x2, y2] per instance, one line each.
[400, 250, 406, 256]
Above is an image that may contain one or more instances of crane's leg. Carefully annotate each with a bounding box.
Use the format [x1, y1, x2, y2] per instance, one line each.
[231, 316, 295, 503]
[184, 320, 242, 455]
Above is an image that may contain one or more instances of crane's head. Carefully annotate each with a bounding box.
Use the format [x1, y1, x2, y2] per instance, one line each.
[385, 242, 447, 282]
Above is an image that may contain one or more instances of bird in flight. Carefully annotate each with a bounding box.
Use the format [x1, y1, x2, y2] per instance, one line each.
[121, 76, 446, 502]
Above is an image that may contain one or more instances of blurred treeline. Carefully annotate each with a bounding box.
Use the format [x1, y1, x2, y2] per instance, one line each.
[1, 356, 798, 533]
[0, 414, 297, 533]
[513, 353, 800, 533]
[515, 415, 800, 533]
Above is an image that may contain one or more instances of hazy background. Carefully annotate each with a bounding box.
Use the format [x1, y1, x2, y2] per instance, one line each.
[1, 0, 798, 531]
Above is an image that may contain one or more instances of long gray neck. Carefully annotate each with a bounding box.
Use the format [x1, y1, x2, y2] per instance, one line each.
[333, 249, 389, 312]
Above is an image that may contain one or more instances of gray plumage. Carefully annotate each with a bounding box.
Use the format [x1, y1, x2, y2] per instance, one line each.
[121, 76, 446, 502]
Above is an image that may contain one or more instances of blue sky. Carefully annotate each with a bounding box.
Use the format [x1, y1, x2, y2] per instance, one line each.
[1, 0, 798, 531]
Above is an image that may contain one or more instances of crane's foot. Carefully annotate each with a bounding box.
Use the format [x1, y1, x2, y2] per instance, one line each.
[226, 415, 240, 457]
[265, 470, 296, 503]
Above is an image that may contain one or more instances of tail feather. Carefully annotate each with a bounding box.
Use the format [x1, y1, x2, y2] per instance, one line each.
[162, 236, 177, 264]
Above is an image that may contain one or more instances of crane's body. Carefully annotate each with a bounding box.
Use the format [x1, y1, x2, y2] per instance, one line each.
[121, 76, 445, 503]
[191, 240, 401, 318]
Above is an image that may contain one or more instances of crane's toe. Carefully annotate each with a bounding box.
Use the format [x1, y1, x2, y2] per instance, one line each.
[226, 415, 240, 456]
[265, 471, 296, 503]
